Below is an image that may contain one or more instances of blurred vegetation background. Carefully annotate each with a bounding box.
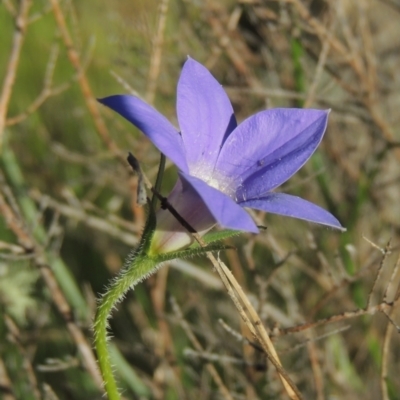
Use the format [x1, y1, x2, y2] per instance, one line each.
[1, 0, 400, 399]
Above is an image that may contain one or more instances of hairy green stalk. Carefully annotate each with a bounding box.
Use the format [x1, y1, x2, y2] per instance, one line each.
[93, 225, 237, 398]
[93, 192, 158, 399]
[94, 251, 159, 400]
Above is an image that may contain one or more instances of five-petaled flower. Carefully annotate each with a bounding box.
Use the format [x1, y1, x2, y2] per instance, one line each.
[99, 57, 344, 254]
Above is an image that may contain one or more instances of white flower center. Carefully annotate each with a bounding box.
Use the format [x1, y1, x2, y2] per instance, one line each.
[191, 162, 236, 198]
[207, 176, 222, 190]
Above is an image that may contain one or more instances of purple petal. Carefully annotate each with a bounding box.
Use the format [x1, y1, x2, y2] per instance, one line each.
[180, 172, 259, 233]
[98, 95, 188, 173]
[177, 58, 237, 176]
[240, 193, 345, 231]
[215, 109, 329, 199]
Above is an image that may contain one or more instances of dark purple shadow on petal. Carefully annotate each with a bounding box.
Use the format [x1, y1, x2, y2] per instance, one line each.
[98, 95, 188, 173]
[236, 115, 326, 201]
[179, 172, 259, 233]
[216, 109, 328, 193]
[240, 193, 345, 231]
[177, 58, 237, 174]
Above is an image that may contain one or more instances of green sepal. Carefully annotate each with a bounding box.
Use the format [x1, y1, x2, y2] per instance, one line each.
[194, 229, 242, 246]
[153, 242, 235, 263]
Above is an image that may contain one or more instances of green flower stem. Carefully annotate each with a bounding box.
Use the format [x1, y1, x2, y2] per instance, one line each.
[94, 252, 159, 400]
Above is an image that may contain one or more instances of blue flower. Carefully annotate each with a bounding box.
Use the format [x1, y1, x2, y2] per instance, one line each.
[99, 57, 344, 253]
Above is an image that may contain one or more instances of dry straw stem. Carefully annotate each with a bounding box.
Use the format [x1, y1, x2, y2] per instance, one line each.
[219, 260, 299, 396]
[0, 187, 104, 391]
[214, 256, 301, 400]
[0, 0, 32, 149]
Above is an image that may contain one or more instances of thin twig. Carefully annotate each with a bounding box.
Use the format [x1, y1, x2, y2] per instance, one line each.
[29, 189, 139, 246]
[304, 17, 335, 108]
[146, 0, 170, 104]
[0, 0, 32, 149]
[336, 0, 364, 78]
[5, 44, 72, 127]
[384, 253, 400, 303]
[276, 301, 394, 336]
[367, 239, 391, 309]
[219, 319, 263, 351]
[381, 308, 395, 400]
[358, 0, 377, 98]
[49, 0, 124, 163]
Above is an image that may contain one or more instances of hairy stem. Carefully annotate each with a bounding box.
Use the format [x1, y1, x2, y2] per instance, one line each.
[94, 253, 159, 399]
